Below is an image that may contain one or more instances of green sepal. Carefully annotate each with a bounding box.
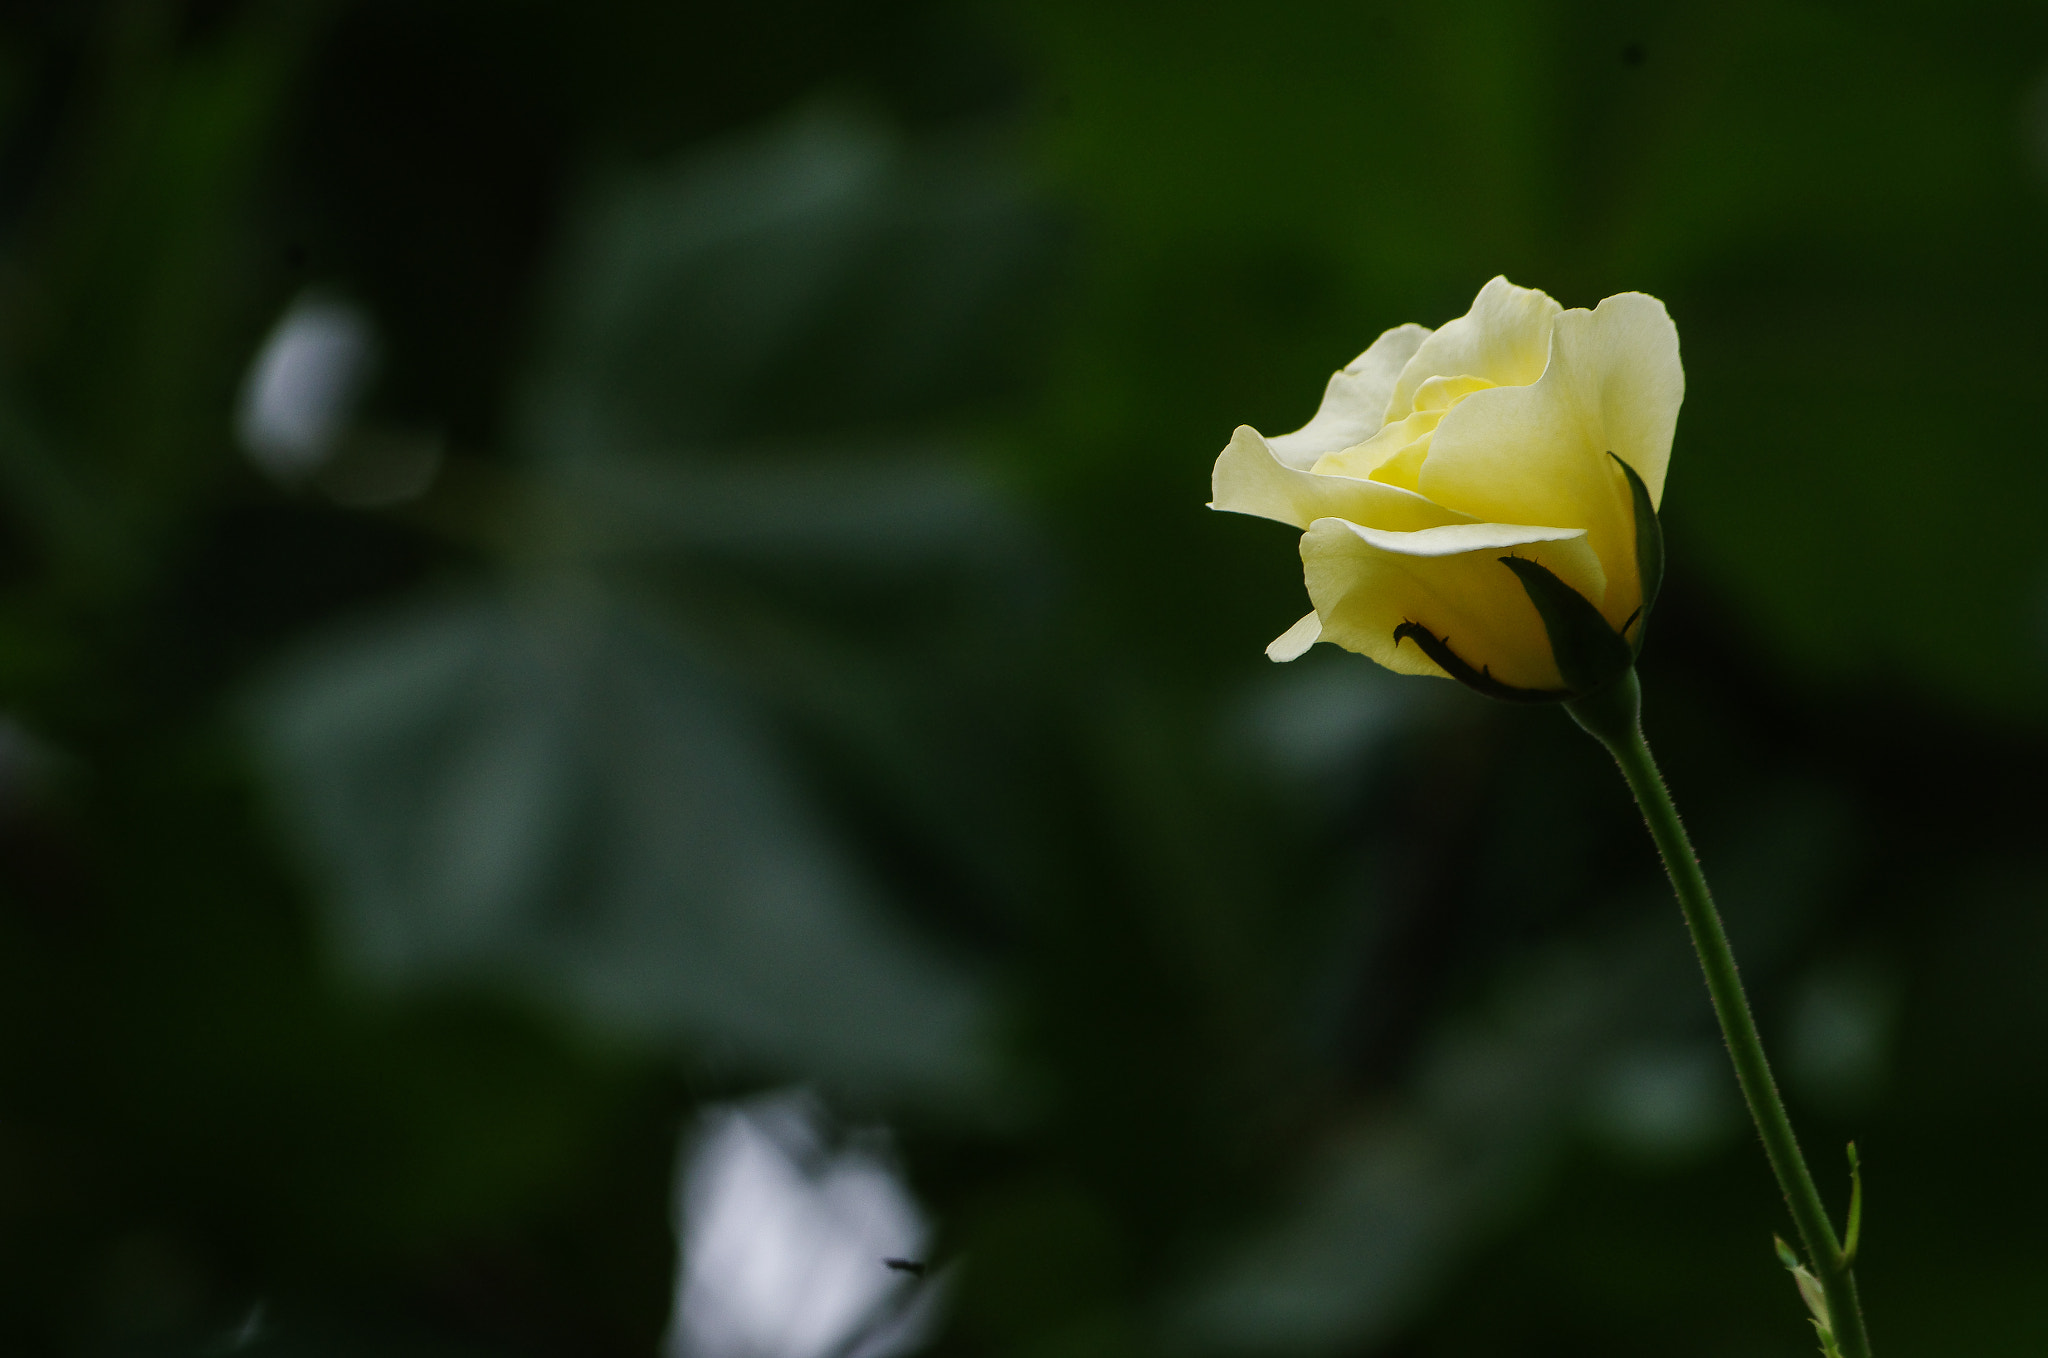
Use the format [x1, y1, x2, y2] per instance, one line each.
[1610, 452, 1663, 656]
[1774, 1234, 1846, 1358]
[1498, 555, 1635, 696]
[1390, 620, 1570, 704]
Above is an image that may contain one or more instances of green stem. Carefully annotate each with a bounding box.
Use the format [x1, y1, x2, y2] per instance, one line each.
[1567, 673, 1872, 1358]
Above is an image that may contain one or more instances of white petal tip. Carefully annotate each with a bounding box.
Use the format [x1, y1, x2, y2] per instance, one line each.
[1265, 611, 1322, 662]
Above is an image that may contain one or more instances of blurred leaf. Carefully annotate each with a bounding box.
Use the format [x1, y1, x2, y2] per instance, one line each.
[242, 96, 1062, 1117]
[519, 100, 1053, 459]
[250, 583, 989, 1101]
[532, 441, 1023, 565]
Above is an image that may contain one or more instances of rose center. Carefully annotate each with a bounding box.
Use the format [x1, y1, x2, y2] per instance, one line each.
[1309, 373, 1497, 489]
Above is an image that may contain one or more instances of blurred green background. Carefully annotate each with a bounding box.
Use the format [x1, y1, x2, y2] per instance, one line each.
[1, 0, 2045, 1353]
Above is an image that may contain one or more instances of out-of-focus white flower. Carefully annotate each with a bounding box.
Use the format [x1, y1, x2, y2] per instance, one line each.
[236, 294, 376, 479]
[668, 1092, 939, 1358]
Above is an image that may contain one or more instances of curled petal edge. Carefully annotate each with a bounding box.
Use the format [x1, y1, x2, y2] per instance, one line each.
[1264, 323, 1432, 469]
[1211, 426, 1477, 532]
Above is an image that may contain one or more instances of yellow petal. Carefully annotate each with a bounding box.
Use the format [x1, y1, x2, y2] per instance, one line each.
[1309, 408, 1441, 479]
[1266, 611, 1322, 662]
[1308, 376, 1486, 486]
[1367, 432, 1432, 489]
[1383, 277, 1561, 421]
[1300, 519, 1608, 690]
[1210, 425, 1474, 531]
[1264, 323, 1432, 470]
[1412, 373, 1496, 413]
[1415, 291, 1683, 623]
[1569, 292, 1683, 509]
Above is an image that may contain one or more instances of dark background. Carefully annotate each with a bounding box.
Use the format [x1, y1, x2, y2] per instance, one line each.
[0, 0, 2044, 1353]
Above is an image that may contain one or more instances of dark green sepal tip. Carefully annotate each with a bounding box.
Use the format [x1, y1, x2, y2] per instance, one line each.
[1392, 528, 1652, 711]
[1610, 451, 1664, 656]
[1498, 554, 1634, 695]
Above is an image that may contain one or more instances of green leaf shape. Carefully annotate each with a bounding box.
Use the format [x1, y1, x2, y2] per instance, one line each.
[250, 586, 990, 1103]
[1610, 452, 1664, 655]
[1498, 556, 1635, 697]
[521, 103, 1053, 459]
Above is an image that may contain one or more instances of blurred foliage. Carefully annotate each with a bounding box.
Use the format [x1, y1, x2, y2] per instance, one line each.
[1, 1, 2048, 1356]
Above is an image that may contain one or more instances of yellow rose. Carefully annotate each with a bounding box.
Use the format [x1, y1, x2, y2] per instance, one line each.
[1210, 276, 1684, 698]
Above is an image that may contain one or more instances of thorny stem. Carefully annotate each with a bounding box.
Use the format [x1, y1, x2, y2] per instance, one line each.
[1567, 672, 1872, 1358]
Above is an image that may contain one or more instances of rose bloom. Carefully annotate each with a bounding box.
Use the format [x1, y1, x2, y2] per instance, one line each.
[1211, 277, 1683, 693]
